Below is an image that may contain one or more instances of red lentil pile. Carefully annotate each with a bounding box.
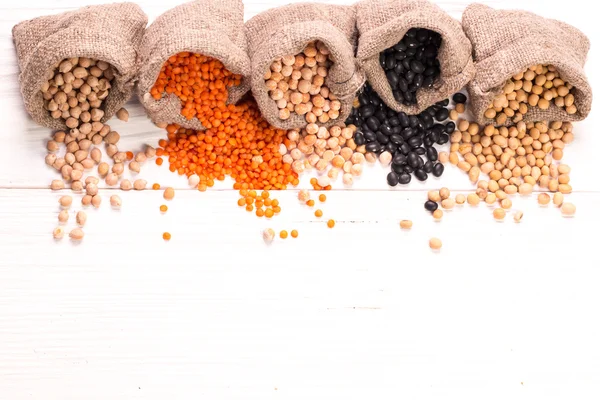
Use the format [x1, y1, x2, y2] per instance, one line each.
[152, 52, 299, 192]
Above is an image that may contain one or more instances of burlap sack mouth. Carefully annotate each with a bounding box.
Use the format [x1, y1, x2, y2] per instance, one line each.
[12, 3, 147, 131]
[355, 0, 475, 116]
[137, 0, 251, 131]
[463, 3, 592, 126]
[245, 3, 364, 131]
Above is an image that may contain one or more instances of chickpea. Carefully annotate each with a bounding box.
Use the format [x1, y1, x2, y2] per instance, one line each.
[110, 195, 122, 208]
[76, 211, 87, 227]
[53, 226, 65, 240]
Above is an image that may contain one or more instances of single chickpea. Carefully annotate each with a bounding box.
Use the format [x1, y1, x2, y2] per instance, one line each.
[76, 211, 87, 227]
[163, 187, 175, 200]
[69, 228, 84, 241]
[133, 179, 147, 190]
[110, 195, 122, 208]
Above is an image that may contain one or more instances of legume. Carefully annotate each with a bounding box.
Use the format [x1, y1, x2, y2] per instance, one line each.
[380, 28, 441, 106]
[265, 41, 340, 124]
[346, 84, 452, 185]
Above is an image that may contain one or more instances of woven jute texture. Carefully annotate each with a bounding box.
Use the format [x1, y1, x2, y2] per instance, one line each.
[463, 4, 592, 126]
[12, 3, 147, 130]
[245, 2, 364, 130]
[137, 0, 250, 130]
[356, 0, 474, 115]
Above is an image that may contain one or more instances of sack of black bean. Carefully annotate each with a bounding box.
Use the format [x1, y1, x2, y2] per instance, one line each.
[11, 3, 147, 130]
[355, 0, 474, 115]
[245, 3, 365, 130]
[137, 0, 251, 130]
[463, 4, 592, 126]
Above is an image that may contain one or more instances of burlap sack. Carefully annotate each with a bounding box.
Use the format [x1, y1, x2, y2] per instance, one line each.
[137, 0, 250, 130]
[245, 3, 364, 130]
[463, 4, 592, 126]
[12, 3, 147, 130]
[355, 0, 475, 115]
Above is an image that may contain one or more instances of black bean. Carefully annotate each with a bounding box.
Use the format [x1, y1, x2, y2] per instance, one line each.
[386, 142, 397, 154]
[366, 116, 380, 131]
[403, 165, 414, 174]
[407, 152, 420, 168]
[393, 91, 404, 103]
[445, 122, 456, 134]
[386, 71, 399, 87]
[400, 143, 411, 155]
[437, 134, 449, 145]
[394, 41, 407, 52]
[434, 108, 449, 122]
[360, 105, 375, 118]
[376, 132, 389, 144]
[398, 173, 412, 184]
[427, 146, 438, 161]
[432, 163, 444, 177]
[379, 124, 393, 136]
[410, 60, 425, 73]
[416, 28, 430, 42]
[424, 200, 438, 211]
[423, 160, 434, 173]
[363, 130, 377, 142]
[375, 110, 387, 121]
[398, 112, 409, 127]
[392, 163, 404, 174]
[385, 55, 396, 70]
[387, 172, 399, 186]
[414, 147, 426, 156]
[392, 153, 407, 165]
[390, 134, 404, 145]
[358, 93, 370, 106]
[365, 142, 381, 153]
[452, 92, 467, 104]
[354, 132, 365, 146]
[415, 168, 428, 181]
[405, 37, 419, 48]
[408, 136, 423, 148]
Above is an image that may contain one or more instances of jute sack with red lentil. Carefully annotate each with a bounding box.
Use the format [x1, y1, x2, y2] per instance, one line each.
[245, 3, 364, 130]
[355, 0, 475, 115]
[137, 0, 250, 130]
[463, 4, 592, 125]
[11, 3, 147, 130]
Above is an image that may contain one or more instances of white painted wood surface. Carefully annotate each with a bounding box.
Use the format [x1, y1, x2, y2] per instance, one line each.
[1, 1, 599, 399]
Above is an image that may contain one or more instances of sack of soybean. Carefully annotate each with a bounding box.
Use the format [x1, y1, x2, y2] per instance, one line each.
[137, 0, 250, 130]
[12, 3, 147, 130]
[463, 4, 592, 126]
[245, 2, 365, 130]
[355, 0, 475, 115]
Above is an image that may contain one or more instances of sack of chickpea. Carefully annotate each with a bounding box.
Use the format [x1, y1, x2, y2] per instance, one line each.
[12, 3, 147, 130]
[245, 3, 365, 131]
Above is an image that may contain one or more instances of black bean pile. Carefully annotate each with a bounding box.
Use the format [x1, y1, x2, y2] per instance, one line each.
[380, 28, 442, 106]
[346, 83, 453, 186]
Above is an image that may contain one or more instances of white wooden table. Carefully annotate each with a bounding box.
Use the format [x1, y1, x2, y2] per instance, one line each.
[1, 0, 599, 398]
